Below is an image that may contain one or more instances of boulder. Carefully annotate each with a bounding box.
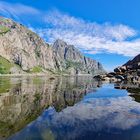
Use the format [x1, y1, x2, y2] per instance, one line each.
[115, 75, 125, 81]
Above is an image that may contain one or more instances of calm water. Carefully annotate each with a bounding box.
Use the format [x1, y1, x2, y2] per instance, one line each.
[0, 76, 140, 140]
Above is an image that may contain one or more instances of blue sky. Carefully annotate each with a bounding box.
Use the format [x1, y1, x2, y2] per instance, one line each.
[1, 0, 140, 71]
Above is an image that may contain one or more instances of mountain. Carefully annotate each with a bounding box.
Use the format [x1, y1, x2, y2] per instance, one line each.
[123, 54, 140, 70]
[53, 39, 105, 75]
[114, 54, 140, 73]
[0, 17, 105, 75]
[0, 17, 56, 74]
[113, 54, 140, 82]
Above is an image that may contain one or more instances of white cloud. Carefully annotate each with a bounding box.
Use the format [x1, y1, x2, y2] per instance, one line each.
[44, 10, 137, 41]
[0, 1, 40, 21]
[36, 10, 140, 57]
[0, 2, 140, 57]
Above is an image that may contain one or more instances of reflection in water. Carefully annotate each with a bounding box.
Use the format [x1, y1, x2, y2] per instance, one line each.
[114, 82, 140, 103]
[0, 76, 101, 139]
[1, 77, 140, 140]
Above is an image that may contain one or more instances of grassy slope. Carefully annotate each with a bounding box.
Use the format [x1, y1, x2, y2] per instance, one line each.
[0, 25, 10, 35]
[0, 56, 13, 74]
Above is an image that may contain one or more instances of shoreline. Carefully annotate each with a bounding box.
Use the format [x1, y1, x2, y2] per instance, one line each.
[0, 73, 94, 77]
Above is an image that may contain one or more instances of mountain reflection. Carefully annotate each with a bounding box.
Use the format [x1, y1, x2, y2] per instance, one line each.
[7, 83, 140, 140]
[1, 77, 140, 140]
[0, 76, 102, 139]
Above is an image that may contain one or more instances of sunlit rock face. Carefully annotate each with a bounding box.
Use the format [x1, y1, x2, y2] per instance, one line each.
[114, 54, 140, 73]
[0, 17, 56, 72]
[114, 54, 140, 82]
[0, 17, 105, 75]
[53, 39, 105, 75]
[0, 76, 101, 139]
[123, 54, 140, 70]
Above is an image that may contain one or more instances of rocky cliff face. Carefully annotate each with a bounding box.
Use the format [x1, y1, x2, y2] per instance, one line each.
[114, 54, 140, 74]
[0, 17, 56, 73]
[123, 54, 140, 70]
[53, 39, 105, 75]
[0, 17, 105, 75]
[113, 54, 140, 83]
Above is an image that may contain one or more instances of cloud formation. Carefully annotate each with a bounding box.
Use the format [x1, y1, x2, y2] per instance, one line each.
[36, 10, 140, 57]
[0, 2, 140, 57]
[0, 1, 40, 21]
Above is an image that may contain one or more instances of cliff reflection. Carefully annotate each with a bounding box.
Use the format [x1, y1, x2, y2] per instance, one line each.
[0, 76, 102, 139]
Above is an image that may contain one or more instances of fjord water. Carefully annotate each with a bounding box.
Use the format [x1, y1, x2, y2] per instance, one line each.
[0, 77, 140, 140]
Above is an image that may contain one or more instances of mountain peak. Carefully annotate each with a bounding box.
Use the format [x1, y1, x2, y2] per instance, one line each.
[53, 39, 68, 48]
[0, 17, 105, 75]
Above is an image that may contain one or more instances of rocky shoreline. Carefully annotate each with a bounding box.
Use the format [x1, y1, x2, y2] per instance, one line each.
[94, 65, 140, 83]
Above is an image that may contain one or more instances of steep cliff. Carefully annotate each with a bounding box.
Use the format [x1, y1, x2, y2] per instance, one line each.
[53, 39, 105, 75]
[0, 17, 105, 75]
[0, 17, 56, 74]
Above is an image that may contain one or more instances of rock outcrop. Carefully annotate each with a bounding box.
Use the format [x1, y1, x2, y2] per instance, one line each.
[0, 17, 105, 75]
[114, 54, 140, 74]
[0, 17, 56, 73]
[53, 39, 105, 75]
[113, 54, 140, 83]
[123, 54, 140, 70]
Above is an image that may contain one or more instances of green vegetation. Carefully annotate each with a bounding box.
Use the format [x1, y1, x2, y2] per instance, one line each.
[0, 109, 46, 138]
[0, 77, 11, 94]
[30, 66, 42, 73]
[35, 51, 41, 58]
[55, 103, 66, 112]
[34, 93, 42, 103]
[66, 60, 82, 69]
[0, 56, 13, 74]
[33, 77, 43, 84]
[0, 25, 10, 35]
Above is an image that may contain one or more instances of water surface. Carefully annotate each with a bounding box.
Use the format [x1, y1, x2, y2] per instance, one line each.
[0, 76, 140, 140]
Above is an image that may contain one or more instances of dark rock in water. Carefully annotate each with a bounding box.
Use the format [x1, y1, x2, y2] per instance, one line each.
[115, 75, 124, 80]
[93, 75, 102, 80]
[114, 82, 140, 103]
[0, 17, 106, 75]
[107, 72, 116, 78]
[94, 74, 117, 82]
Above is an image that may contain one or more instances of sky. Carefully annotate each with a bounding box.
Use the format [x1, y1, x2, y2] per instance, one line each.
[0, 0, 140, 71]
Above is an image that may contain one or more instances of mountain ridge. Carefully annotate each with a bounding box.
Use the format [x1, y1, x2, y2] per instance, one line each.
[0, 17, 105, 75]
